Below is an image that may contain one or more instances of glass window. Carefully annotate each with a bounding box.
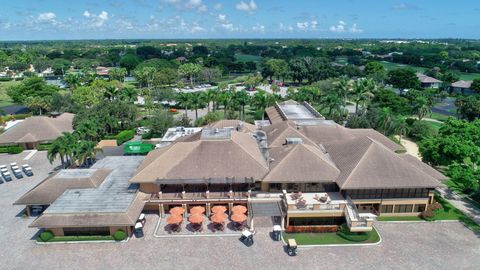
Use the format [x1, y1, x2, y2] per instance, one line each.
[394, 204, 413, 213]
[414, 204, 426, 212]
[381, 205, 393, 213]
[269, 183, 282, 192]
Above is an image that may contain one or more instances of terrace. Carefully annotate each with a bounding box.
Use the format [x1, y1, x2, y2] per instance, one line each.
[284, 191, 346, 213]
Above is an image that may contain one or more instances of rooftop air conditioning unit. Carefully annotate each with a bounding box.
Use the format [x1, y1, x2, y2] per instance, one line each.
[285, 137, 303, 145]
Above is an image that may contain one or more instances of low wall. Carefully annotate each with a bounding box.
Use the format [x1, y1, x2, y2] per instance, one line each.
[286, 225, 338, 233]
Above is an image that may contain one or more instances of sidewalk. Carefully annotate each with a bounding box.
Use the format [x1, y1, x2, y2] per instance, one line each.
[436, 186, 480, 225]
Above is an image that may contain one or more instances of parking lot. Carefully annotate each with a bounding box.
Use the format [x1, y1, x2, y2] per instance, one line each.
[0, 151, 479, 270]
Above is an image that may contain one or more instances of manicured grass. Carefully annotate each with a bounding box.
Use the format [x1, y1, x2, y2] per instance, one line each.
[335, 56, 348, 65]
[37, 235, 115, 242]
[420, 120, 443, 130]
[0, 80, 19, 107]
[282, 227, 380, 245]
[234, 53, 262, 63]
[379, 61, 426, 73]
[458, 72, 480, 81]
[429, 112, 452, 122]
[378, 194, 480, 233]
[377, 216, 423, 221]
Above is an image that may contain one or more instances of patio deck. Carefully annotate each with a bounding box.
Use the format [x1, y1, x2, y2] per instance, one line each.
[154, 214, 250, 237]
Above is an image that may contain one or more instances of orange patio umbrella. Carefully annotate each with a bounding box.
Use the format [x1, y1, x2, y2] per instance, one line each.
[231, 213, 247, 223]
[167, 214, 183, 224]
[232, 205, 247, 214]
[210, 213, 227, 223]
[169, 206, 185, 215]
[190, 206, 206, 215]
[188, 214, 204, 224]
[211, 205, 227, 214]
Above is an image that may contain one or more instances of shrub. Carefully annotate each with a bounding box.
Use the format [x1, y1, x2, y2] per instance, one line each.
[421, 208, 434, 219]
[113, 230, 127, 241]
[39, 231, 54, 242]
[37, 143, 52, 151]
[115, 130, 135, 145]
[141, 132, 153, 140]
[0, 146, 24, 154]
[408, 121, 438, 141]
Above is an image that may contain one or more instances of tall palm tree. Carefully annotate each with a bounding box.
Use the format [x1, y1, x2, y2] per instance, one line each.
[351, 78, 376, 115]
[104, 85, 120, 101]
[392, 116, 408, 143]
[320, 93, 345, 118]
[189, 92, 206, 121]
[251, 90, 277, 120]
[336, 77, 351, 105]
[234, 91, 250, 120]
[64, 73, 81, 90]
[176, 92, 191, 117]
[204, 88, 219, 113]
[73, 140, 102, 167]
[414, 96, 431, 120]
[377, 107, 394, 135]
[218, 90, 234, 118]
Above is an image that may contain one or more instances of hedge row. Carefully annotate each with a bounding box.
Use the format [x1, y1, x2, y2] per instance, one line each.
[37, 143, 53, 151]
[1, 114, 32, 122]
[336, 224, 370, 242]
[37, 229, 126, 242]
[0, 146, 23, 154]
[115, 130, 135, 145]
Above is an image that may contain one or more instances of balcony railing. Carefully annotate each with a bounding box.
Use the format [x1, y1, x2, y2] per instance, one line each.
[148, 190, 249, 201]
[289, 203, 342, 211]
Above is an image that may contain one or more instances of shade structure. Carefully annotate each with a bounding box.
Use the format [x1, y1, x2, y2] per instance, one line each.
[188, 214, 204, 224]
[232, 205, 247, 214]
[231, 213, 247, 223]
[190, 206, 206, 215]
[210, 213, 227, 223]
[211, 205, 227, 214]
[169, 206, 185, 215]
[167, 214, 183, 224]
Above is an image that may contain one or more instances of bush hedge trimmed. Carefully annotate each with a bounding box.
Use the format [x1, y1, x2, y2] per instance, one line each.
[113, 230, 127, 241]
[115, 130, 135, 145]
[0, 145, 23, 154]
[39, 231, 54, 242]
[37, 143, 52, 151]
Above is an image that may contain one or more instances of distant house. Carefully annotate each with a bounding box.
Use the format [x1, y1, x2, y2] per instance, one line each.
[416, 72, 441, 89]
[176, 56, 187, 63]
[0, 113, 74, 150]
[96, 66, 110, 78]
[450, 80, 474, 95]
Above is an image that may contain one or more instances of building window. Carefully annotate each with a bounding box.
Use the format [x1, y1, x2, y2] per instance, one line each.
[394, 204, 413, 213]
[269, 183, 282, 192]
[381, 205, 393, 213]
[414, 204, 426, 212]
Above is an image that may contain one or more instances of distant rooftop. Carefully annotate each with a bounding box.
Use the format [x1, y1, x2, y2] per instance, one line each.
[161, 127, 202, 142]
[201, 128, 231, 140]
[265, 100, 324, 125]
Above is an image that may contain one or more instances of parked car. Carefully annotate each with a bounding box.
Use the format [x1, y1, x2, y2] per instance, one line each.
[13, 169, 23, 179]
[134, 222, 144, 238]
[136, 126, 151, 135]
[2, 172, 12, 181]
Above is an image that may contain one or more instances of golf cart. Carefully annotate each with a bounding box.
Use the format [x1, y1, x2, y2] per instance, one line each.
[287, 239, 298, 256]
[239, 229, 254, 246]
[134, 222, 144, 238]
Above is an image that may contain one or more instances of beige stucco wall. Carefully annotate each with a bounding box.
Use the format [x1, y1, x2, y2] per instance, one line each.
[140, 183, 160, 194]
[48, 228, 64, 236]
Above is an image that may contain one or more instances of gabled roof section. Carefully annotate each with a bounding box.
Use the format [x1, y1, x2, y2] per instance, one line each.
[416, 72, 441, 84]
[130, 130, 269, 183]
[327, 137, 440, 189]
[451, 80, 472, 89]
[262, 121, 317, 147]
[264, 143, 340, 183]
[207, 120, 257, 133]
[400, 154, 448, 181]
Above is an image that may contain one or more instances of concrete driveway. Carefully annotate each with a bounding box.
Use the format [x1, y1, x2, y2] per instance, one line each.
[0, 152, 479, 270]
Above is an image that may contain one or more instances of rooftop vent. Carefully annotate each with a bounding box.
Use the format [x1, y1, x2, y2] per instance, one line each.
[285, 137, 303, 145]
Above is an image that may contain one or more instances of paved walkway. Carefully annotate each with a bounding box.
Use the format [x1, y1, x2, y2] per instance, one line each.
[395, 136, 480, 225]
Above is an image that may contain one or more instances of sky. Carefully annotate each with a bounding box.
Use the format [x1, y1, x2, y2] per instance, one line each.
[0, 0, 479, 40]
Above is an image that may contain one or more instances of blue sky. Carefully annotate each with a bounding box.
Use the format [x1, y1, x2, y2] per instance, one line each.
[0, 0, 478, 40]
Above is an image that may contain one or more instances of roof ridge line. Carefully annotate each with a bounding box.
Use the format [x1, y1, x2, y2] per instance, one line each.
[232, 132, 269, 170]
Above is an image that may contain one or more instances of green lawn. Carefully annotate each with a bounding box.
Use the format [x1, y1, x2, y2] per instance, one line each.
[234, 53, 262, 63]
[379, 61, 480, 81]
[378, 194, 480, 233]
[37, 235, 115, 242]
[0, 80, 19, 107]
[429, 112, 452, 122]
[282, 227, 380, 246]
[421, 120, 443, 130]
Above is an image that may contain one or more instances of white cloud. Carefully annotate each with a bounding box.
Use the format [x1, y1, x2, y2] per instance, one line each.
[252, 23, 265, 33]
[330, 20, 346, 32]
[162, 0, 207, 12]
[37, 12, 56, 22]
[296, 20, 318, 31]
[213, 3, 223, 10]
[236, 0, 257, 13]
[330, 20, 363, 33]
[349, 23, 363, 33]
[218, 14, 227, 22]
[279, 23, 294, 32]
[82, 10, 109, 28]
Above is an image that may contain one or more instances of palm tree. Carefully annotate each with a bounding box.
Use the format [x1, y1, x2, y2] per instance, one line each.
[73, 140, 102, 167]
[204, 88, 219, 113]
[351, 78, 376, 115]
[336, 77, 351, 105]
[251, 90, 277, 120]
[64, 73, 81, 90]
[218, 90, 234, 118]
[47, 139, 66, 168]
[414, 96, 431, 120]
[104, 85, 120, 101]
[392, 116, 408, 143]
[234, 91, 250, 121]
[320, 93, 345, 118]
[176, 92, 191, 117]
[189, 92, 206, 121]
[377, 107, 394, 135]
[119, 86, 137, 102]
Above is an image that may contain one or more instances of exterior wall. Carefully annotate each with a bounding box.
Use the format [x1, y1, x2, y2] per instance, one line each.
[48, 228, 64, 236]
[140, 183, 159, 194]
